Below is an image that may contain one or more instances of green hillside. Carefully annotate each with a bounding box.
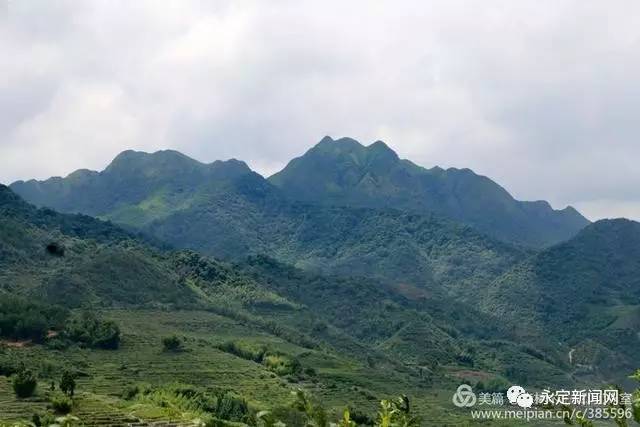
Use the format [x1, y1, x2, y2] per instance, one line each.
[0, 185, 569, 425]
[485, 219, 640, 385]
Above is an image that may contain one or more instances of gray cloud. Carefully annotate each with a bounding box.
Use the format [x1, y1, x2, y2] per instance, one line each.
[1, 0, 639, 220]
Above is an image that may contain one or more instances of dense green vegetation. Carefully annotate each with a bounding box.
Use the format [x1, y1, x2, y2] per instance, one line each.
[12, 366, 37, 398]
[0, 184, 559, 425]
[161, 335, 183, 352]
[61, 312, 121, 350]
[0, 297, 67, 343]
[1, 136, 639, 426]
[484, 218, 640, 385]
[0, 296, 120, 350]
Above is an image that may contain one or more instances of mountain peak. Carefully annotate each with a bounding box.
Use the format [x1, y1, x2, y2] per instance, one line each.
[306, 136, 400, 162]
[105, 149, 203, 174]
[310, 136, 363, 154]
[269, 136, 589, 247]
[368, 140, 399, 161]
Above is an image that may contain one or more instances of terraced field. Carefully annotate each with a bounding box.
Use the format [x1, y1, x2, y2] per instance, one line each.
[1, 310, 555, 426]
[0, 310, 440, 425]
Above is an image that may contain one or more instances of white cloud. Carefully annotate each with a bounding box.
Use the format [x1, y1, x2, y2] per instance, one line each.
[1, 0, 639, 220]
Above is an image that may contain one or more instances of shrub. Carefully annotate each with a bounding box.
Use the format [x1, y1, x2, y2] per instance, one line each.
[63, 312, 120, 349]
[13, 367, 37, 398]
[46, 337, 73, 350]
[455, 352, 474, 367]
[0, 296, 68, 343]
[263, 354, 302, 376]
[162, 335, 183, 352]
[214, 391, 251, 423]
[60, 371, 76, 397]
[0, 358, 18, 376]
[217, 341, 266, 362]
[122, 384, 140, 400]
[31, 412, 55, 427]
[45, 242, 65, 257]
[349, 409, 374, 426]
[50, 392, 73, 414]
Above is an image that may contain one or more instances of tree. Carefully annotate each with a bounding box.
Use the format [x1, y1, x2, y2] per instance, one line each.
[162, 335, 183, 352]
[63, 312, 120, 349]
[60, 371, 76, 397]
[13, 367, 37, 398]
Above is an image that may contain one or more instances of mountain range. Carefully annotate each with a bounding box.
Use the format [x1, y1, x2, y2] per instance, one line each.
[11, 136, 589, 249]
[2, 136, 639, 423]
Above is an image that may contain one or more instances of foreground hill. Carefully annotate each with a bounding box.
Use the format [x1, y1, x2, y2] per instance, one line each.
[0, 185, 573, 425]
[0, 184, 193, 307]
[269, 137, 589, 247]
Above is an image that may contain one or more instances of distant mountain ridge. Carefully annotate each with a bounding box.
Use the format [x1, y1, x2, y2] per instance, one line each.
[11, 149, 255, 226]
[10, 144, 530, 292]
[12, 137, 589, 248]
[269, 136, 589, 247]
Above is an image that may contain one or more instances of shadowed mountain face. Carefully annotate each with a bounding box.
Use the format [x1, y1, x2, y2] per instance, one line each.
[269, 136, 589, 247]
[0, 184, 196, 307]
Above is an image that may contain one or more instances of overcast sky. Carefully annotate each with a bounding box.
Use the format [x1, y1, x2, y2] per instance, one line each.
[1, 1, 639, 220]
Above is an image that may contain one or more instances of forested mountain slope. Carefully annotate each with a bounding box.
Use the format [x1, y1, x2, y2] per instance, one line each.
[0, 185, 563, 380]
[10, 149, 528, 294]
[485, 219, 640, 383]
[0, 185, 576, 425]
[269, 137, 589, 247]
